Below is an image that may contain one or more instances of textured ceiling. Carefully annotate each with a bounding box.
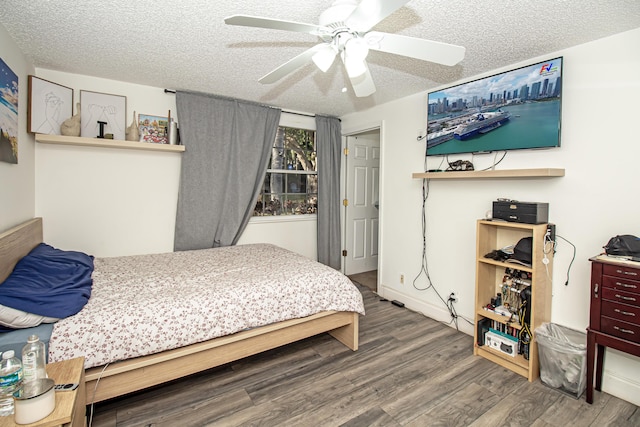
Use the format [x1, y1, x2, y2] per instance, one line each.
[1, 1, 639, 117]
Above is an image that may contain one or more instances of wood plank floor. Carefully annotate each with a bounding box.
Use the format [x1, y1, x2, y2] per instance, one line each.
[89, 283, 639, 427]
[348, 271, 377, 292]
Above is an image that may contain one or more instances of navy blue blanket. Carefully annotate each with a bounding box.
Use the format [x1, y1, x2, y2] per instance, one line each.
[0, 243, 93, 319]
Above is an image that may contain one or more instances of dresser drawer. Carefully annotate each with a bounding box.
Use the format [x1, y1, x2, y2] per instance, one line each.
[601, 316, 640, 343]
[602, 287, 640, 307]
[603, 263, 640, 282]
[602, 300, 640, 323]
[603, 274, 640, 295]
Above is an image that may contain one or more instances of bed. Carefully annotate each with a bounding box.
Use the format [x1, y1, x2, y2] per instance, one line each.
[0, 218, 364, 404]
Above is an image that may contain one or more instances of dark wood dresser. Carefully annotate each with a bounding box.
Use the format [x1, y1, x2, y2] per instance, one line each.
[587, 256, 640, 403]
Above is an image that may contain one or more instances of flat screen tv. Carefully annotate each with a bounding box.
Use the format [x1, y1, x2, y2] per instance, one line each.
[426, 57, 562, 157]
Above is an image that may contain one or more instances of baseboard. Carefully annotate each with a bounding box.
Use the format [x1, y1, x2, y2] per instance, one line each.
[380, 285, 475, 336]
[602, 370, 640, 406]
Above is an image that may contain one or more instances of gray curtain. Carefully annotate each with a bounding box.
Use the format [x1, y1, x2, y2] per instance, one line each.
[174, 91, 281, 251]
[316, 115, 342, 270]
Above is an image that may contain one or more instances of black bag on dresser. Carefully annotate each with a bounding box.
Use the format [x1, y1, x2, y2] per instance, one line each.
[603, 235, 640, 259]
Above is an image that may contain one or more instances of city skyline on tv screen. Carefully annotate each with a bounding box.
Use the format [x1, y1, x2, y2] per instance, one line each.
[426, 57, 562, 157]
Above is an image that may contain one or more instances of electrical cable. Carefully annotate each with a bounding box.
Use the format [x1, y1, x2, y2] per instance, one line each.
[543, 234, 555, 281]
[413, 177, 457, 322]
[87, 362, 110, 427]
[434, 156, 445, 171]
[412, 178, 436, 294]
[556, 234, 576, 286]
[413, 153, 474, 329]
[480, 151, 507, 170]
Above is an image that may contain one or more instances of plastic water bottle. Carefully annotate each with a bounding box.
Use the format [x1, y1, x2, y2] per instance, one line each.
[22, 335, 47, 383]
[0, 350, 23, 416]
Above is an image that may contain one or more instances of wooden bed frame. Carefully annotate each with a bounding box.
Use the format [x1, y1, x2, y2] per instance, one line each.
[0, 218, 359, 404]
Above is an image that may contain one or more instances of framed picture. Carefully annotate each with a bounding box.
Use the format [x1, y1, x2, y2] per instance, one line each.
[80, 90, 126, 140]
[138, 113, 169, 144]
[27, 76, 73, 135]
[0, 57, 18, 163]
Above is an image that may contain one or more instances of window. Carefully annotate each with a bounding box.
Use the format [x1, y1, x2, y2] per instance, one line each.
[254, 126, 317, 216]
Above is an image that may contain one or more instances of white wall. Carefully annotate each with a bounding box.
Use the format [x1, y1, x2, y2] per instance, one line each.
[34, 69, 181, 257]
[342, 27, 640, 405]
[33, 70, 319, 258]
[238, 216, 317, 260]
[0, 23, 35, 230]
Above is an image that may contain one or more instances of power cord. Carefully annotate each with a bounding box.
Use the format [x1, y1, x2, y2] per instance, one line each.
[543, 230, 555, 280]
[413, 175, 473, 330]
[479, 151, 507, 170]
[87, 362, 110, 427]
[556, 234, 576, 286]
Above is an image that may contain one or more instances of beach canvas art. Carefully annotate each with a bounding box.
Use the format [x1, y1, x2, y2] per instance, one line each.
[0, 57, 18, 164]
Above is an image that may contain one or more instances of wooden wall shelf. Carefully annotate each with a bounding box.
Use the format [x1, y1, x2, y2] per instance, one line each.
[412, 168, 564, 180]
[35, 134, 185, 153]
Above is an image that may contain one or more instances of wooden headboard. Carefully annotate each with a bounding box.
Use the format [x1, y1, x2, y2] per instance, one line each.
[0, 218, 43, 283]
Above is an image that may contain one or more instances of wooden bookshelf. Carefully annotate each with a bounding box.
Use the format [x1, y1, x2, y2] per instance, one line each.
[473, 220, 553, 381]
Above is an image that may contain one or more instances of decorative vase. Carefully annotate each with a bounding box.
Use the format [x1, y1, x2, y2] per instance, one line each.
[126, 111, 139, 141]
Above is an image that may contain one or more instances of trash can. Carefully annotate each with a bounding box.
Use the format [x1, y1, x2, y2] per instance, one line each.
[535, 323, 587, 398]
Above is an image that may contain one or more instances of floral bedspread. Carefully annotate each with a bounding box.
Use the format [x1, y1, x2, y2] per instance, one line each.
[47, 244, 365, 369]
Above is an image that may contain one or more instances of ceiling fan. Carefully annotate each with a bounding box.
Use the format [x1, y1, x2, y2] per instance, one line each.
[224, 0, 465, 97]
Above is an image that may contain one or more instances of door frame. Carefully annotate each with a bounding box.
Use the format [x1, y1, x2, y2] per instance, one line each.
[341, 121, 385, 285]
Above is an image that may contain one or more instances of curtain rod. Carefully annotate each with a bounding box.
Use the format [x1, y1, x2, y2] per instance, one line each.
[164, 89, 338, 120]
[282, 110, 315, 118]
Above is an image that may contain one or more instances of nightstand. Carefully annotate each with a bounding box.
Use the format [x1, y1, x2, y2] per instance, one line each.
[0, 357, 85, 427]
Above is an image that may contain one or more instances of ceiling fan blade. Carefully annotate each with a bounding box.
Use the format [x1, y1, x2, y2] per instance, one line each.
[224, 15, 330, 37]
[345, 0, 411, 33]
[349, 63, 376, 97]
[367, 31, 465, 66]
[259, 44, 328, 84]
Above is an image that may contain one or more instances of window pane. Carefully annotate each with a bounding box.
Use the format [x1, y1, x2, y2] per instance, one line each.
[254, 194, 282, 216]
[270, 127, 316, 172]
[254, 125, 318, 217]
[287, 174, 306, 193]
[268, 172, 284, 195]
[283, 194, 317, 215]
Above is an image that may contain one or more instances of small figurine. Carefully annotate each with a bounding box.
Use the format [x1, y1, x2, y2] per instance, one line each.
[60, 102, 81, 136]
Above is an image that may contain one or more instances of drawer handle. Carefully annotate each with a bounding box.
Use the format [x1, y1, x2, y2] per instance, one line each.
[614, 308, 636, 317]
[615, 294, 637, 302]
[616, 281, 638, 289]
[594, 283, 599, 298]
[613, 326, 635, 335]
[616, 269, 638, 276]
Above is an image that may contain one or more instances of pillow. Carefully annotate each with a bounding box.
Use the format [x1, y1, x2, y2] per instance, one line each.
[0, 243, 94, 328]
[0, 304, 59, 330]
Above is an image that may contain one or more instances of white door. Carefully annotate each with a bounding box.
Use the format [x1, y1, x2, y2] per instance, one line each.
[344, 130, 380, 275]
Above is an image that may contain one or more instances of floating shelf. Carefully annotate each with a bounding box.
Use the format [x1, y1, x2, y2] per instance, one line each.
[412, 168, 564, 180]
[35, 134, 185, 153]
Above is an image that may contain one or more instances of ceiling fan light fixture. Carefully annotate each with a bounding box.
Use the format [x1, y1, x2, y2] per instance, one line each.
[312, 45, 338, 72]
[344, 56, 367, 78]
[345, 37, 369, 60]
[224, 0, 466, 97]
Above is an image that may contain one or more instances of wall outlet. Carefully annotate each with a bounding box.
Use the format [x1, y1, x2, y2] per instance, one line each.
[400, 273, 405, 285]
[449, 291, 458, 303]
